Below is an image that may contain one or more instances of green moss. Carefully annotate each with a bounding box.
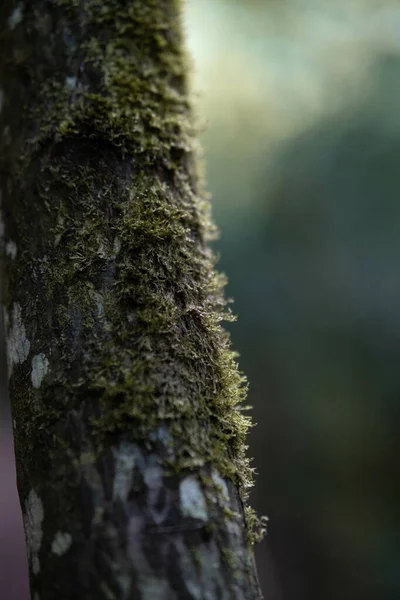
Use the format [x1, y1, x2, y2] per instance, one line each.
[245, 507, 268, 546]
[221, 548, 239, 572]
[48, 0, 193, 171]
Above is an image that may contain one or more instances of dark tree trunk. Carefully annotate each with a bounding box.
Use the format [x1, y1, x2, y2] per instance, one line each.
[0, 1, 264, 598]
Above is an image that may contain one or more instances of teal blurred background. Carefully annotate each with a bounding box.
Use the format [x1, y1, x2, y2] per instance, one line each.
[1, 1, 400, 598]
[185, 1, 400, 598]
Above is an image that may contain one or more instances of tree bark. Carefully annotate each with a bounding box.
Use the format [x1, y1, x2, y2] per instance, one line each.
[0, 1, 264, 598]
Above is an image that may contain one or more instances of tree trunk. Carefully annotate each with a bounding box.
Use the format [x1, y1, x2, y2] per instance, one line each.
[0, 1, 264, 598]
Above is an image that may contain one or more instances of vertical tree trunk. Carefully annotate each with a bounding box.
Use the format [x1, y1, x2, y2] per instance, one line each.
[0, 1, 264, 598]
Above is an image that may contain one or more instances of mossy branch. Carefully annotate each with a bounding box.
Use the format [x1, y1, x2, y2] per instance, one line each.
[0, 1, 265, 598]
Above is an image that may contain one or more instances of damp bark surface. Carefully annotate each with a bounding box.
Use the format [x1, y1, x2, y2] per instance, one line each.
[0, 1, 264, 599]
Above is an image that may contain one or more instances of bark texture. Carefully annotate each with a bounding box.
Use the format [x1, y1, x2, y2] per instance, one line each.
[0, 1, 264, 598]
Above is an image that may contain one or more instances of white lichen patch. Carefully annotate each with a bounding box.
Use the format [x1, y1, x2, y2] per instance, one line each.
[8, 4, 23, 29]
[211, 470, 230, 507]
[180, 475, 208, 522]
[93, 293, 104, 319]
[113, 236, 122, 256]
[97, 240, 107, 258]
[6, 303, 30, 377]
[31, 353, 49, 389]
[51, 531, 72, 556]
[5, 240, 17, 259]
[113, 443, 135, 502]
[24, 489, 44, 576]
[144, 460, 172, 525]
[66, 76, 77, 89]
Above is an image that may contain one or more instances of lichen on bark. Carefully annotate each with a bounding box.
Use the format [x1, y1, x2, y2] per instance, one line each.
[0, 1, 265, 598]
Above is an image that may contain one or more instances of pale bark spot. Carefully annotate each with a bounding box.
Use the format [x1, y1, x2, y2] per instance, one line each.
[66, 76, 77, 89]
[31, 353, 49, 389]
[144, 461, 171, 525]
[6, 303, 30, 377]
[8, 5, 23, 30]
[51, 531, 72, 556]
[94, 293, 104, 319]
[24, 490, 44, 575]
[5, 240, 17, 259]
[113, 236, 122, 256]
[211, 470, 229, 506]
[180, 476, 208, 521]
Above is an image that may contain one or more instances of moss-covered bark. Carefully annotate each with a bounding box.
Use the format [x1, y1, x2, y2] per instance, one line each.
[0, 1, 264, 598]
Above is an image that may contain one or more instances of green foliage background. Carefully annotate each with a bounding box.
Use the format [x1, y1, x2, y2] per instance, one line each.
[185, 1, 400, 599]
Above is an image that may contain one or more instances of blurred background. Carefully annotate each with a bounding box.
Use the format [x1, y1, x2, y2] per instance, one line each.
[185, 1, 400, 598]
[2, 0, 400, 598]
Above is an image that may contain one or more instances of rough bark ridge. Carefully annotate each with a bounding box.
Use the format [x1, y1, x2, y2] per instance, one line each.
[0, 1, 264, 598]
